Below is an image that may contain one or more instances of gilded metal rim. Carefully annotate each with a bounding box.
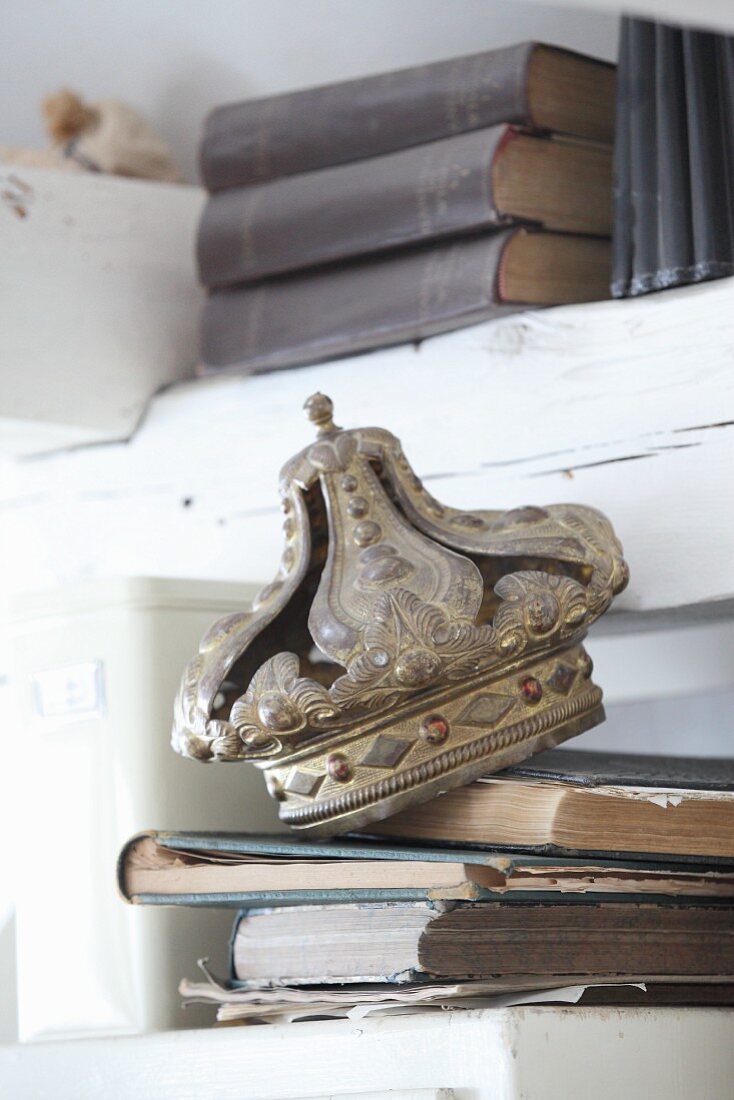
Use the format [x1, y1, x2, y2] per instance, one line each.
[280, 683, 603, 828]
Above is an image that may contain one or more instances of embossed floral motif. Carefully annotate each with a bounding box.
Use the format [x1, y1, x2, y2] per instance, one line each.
[227, 652, 341, 758]
[329, 588, 496, 710]
[493, 571, 588, 656]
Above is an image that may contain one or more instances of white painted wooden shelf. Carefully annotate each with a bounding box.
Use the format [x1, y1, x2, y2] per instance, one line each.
[2, 1006, 734, 1100]
[3, 274, 734, 628]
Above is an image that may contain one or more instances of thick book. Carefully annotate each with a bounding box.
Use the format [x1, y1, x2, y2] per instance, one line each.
[198, 128, 612, 288]
[201, 43, 615, 191]
[364, 748, 734, 860]
[117, 831, 734, 907]
[228, 899, 734, 985]
[200, 229, 610, 376]
[612, 19, 734, 297]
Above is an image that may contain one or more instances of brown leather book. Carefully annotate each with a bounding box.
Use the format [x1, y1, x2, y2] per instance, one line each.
[229, 901, 734, 985]
[198, 128, 612, 288]
[201, 43, 615, 191]
[200, 229, 610, 376]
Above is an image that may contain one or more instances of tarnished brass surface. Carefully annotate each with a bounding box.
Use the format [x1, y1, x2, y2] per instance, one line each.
[172, 394, 628, 837]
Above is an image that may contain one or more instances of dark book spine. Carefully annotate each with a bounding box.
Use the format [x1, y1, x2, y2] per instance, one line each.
[199, 44, 536, 190]
[503, 746, 734, 791]
[627, 19, 659, 296]
[614, 19, 734, 297]
[610, 18, 633, 298]
[418, 903, 734, 979]
[653, 23, 694, 289]
[719, 36, 734, 228]
[198, 128, 509, 288]
[614, 20, 696, 297]
[200, 231, 520, 376]
[683, 30, 734, 279]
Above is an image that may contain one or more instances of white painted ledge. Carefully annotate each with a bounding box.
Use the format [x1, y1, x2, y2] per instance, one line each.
[0, 169, 204, 456]
[3, 275, 734, 624]
[2, 1006, 733, 1100]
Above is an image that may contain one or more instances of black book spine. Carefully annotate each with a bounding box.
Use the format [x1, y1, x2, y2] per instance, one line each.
[718, 36, 734, 225]
[627, 19, 659, 296]
[611, 17, 633, 297]
[613, 18, 734, 297]
[684, 30, 734, 278]
[654, 23, 694, 288]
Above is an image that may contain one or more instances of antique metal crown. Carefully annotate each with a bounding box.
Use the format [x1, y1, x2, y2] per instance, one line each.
[172, 394, 628, 837]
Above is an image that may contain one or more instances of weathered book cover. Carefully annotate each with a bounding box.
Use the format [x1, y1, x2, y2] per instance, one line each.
[362, 746, 734, 864]
[198, 127, 612, 287]
[200, 230, 520, 375]
[118, 829, 733, 907]
[200, 43, 614, 190]
[227, 900, 734, 985]
[612, 18, 734, 297]
[200, 229, 610, 376]
[503, 747, 734, 791]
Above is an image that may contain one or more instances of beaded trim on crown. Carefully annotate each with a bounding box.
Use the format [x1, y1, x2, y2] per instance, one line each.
[172, 394, 628, 837]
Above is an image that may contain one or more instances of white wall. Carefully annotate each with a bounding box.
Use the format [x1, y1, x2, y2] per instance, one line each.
[3, 0, 618, 181]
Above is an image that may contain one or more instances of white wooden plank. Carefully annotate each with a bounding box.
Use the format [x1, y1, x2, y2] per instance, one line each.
[0, 1011, 510, 1100]
[2, 276, 734, 621]
[511, 1005, 734, 1099]
[2, 1007, 733, 1100]
[308, 1092, 453, 1100]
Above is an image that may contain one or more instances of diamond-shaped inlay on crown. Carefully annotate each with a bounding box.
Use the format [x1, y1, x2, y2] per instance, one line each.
[172, 393, 628, 837]
[284, 768, 323, 797]
[548, 664, 578, 695]
[360, 734, 413, 769]
[456, 694, 515, 728]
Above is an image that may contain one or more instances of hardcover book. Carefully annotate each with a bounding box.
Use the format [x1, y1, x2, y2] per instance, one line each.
[200, 229, 610, 375]
[198, 128, 612, 287]
[227, 899, 734, 985]
[118, 830, 734, 908]
[365, 748, 734, 860]
[201, 43, 615, 191]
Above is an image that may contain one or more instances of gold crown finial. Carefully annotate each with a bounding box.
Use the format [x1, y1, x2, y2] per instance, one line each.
[303, 392, 339, 435]
[173, 396, 628, 837]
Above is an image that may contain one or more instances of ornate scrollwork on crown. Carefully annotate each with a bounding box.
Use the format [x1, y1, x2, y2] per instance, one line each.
[327, 587, 496, 711]
[493, 571, 588, 657]
[175, 568, 593, 764]
[227, 652, 340, 758]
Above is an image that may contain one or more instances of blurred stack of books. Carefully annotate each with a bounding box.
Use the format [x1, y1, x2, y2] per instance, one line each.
[613, 18, 734, 298]
[196, 43, 615, 376]
[119, 748, 734, 1023]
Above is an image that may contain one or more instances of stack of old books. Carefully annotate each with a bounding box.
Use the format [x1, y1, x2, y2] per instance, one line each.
[197, 42, 615, 376]
[119, 748, 734, 1023]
